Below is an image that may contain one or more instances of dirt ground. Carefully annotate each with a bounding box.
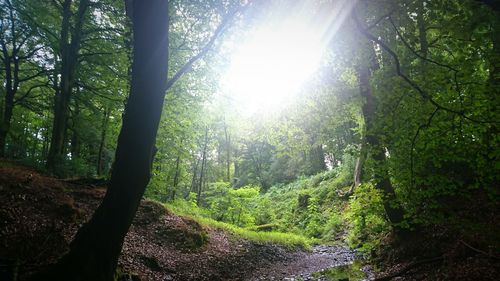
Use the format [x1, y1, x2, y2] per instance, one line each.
[0, 163, 349, 281]
[1, 162, 498, 281]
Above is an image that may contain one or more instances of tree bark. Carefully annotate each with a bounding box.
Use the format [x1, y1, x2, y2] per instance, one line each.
[357, 64, 405, 225]
[30, 0, 169, 280]
[47, 0, 89, 171]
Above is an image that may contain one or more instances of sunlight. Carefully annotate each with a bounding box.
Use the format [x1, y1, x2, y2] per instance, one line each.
[222, 13, 326, 114]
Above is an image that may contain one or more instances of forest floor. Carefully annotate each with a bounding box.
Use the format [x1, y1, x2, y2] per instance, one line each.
[1, 161, 498, 281]
[0, 161, 369, 281]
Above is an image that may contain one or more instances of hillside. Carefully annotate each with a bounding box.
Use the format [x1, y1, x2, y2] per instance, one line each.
[1, 162, 376, 281]
[0, 163, 294, 280]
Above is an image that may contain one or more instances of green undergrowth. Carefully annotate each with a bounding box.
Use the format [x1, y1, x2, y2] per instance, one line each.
[164, 202, 313, 250]
[155, 156, 388, 254]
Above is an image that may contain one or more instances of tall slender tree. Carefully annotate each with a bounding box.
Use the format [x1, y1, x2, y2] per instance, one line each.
[46, 0, 90, 171]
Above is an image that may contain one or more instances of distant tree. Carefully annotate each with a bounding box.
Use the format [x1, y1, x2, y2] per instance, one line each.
[46, 0, 91, 171]
[0, 0, 49, 157]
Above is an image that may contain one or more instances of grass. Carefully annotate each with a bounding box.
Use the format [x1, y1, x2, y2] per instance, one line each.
[164, 201, 314, 250]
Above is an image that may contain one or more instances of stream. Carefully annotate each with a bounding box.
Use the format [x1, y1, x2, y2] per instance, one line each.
[248, 245, 374, 281]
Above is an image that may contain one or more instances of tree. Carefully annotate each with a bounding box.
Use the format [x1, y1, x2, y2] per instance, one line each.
[46, 0, 90, 171]
[30, 0, 249, 278]
[31, 0, 169, 279]
[0, 0, 48, 157]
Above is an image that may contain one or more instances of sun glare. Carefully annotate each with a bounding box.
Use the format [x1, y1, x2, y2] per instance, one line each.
[222, 13, 326, 114]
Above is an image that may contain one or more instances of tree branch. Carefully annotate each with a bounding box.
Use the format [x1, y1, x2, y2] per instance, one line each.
[17, 69, 47, 83]
[14, 81, 51, 104]
[351, 10, 492, 124]
[165, 3, 251, 91]
[387, 17, 459, 73]
[410, 107, 439, 187]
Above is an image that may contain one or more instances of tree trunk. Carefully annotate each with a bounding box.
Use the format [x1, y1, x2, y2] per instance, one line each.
[0, 86, 14, 157]
[70, 99, 81, 159]
[30, 1, 169, 280]
[0, 1, 16, 157]
[348, 140, 366, 195]
[97, 108, 110, 176]
[190, 156, 200, 194]
[357, 64, 405, 225]
[170, 154, 181, 200]
[224, 123, 231, 182]
[233, 146, 239, 180]
[416, 1, 428, 60]
[47, 0, 89, 171]
[197, 127, 209, 205]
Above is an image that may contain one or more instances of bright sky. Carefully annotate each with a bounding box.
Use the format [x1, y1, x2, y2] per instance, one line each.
[220, 5, 328, 115]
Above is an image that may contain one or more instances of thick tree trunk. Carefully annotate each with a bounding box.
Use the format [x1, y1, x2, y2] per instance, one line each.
[30, 1, 169, 280]
[47, 0, 89, 171]
[357, 65, 405, 225]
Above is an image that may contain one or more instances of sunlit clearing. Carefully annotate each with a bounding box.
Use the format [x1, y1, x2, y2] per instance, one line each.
[222, 13, 326, 114]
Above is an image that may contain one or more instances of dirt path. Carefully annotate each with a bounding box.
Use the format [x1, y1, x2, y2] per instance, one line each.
[246, 245, 372, 281]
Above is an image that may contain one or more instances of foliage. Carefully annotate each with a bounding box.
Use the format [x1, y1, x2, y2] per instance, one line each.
[1, 0, 498, 259]
[344, 183, 389, 253]
[165, 200, 313, 250]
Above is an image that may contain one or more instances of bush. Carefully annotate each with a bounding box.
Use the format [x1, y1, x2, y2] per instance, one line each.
[345, 183, 389, 252]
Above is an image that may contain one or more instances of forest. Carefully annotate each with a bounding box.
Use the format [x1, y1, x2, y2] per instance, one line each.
[0, 0, 499, 280]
